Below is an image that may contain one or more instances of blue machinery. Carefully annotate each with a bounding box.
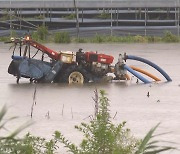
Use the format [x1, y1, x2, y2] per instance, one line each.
[121, 54, 172, 84]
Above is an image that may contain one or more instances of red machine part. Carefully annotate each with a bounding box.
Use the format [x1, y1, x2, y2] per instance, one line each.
[23, 37, 114, 64]
[24, 38, 60, 60]
[85, 52, 114, 64]
[98, 53, 114, 64]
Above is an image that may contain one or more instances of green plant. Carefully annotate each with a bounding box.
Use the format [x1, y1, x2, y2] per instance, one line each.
[0, 36, 10, 42]
[54, 32, 70, 43]
[134, 35, 148, 43]
[91, 34, 104, 43]
[32, 25, 48, 41]
[35, 15, 45, 20]
[0, 133, 58, 154]
[97, 12, 111, 19]
[162, 31, 179, 42]
[147, 36, 162, 43]
[0, 9, 10, 21]
[11, 30, 17, 37]
[0, 92, 177, 154]
[135, 123, 176, 154]
[0, 105, 31, 153]
[64, 14, 76, 20]
[0, 105, 58, 154]
[55, 90, 139, 154]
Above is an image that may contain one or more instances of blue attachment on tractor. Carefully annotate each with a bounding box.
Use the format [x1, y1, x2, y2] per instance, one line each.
[8, 56, 63, 83]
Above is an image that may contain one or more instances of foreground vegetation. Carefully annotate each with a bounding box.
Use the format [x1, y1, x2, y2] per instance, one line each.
[0, 25, 180, 43]
[0, 90, 176, 154]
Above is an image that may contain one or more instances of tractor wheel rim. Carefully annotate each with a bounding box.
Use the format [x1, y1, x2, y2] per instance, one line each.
[69, 72, 84, 84]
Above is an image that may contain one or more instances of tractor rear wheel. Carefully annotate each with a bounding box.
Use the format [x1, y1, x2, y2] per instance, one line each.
[62, 65, 89, 84]
[68, 71, 84, 84]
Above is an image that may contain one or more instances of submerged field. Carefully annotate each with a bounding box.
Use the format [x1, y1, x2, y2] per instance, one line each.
[0, 43, 180, 153]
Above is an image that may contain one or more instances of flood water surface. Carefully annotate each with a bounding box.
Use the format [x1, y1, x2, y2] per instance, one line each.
[0, 43, 180, 153]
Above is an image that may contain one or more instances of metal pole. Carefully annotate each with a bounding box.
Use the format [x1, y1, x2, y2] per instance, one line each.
[178, 7, 179, 37]
[20, 9, 22, 30]
[77, 8, 79, 38]
[74, 0, 79, 39]
[116, 8, 118, 26]
[177, 0, 180, 37]
[82, 9, 83, 23]
[50, 8, 52, 22]
[175, 4, 177, 29]
[43, 0, 45, 26]
[110, 0, 112, 36]
[10, 0, 12, 37]
[145, 8, 147, 36]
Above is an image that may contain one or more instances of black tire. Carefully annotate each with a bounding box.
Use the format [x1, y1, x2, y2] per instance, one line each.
[61, 65, 89, 84]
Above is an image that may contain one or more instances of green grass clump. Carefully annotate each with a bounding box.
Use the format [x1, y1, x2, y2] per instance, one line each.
[34, 15, 45, 20]
[54, 32, 70, 43]
[134, 35, 148, 43]
[97, 12, 111, 19]
[91, 34, 104, 43]
[146, 36, 162, 43]
[71, 31, 180, 43]
[0, 14, 9, 21]
[64, 14, 76, 20]
[0, 36, 10, 42]
[31, 25, 48, 42]
[162, 31, 179, 42]
[1, 29, 180, 44]
[73, 37, 88, 43]
[0, 9, 10, 21]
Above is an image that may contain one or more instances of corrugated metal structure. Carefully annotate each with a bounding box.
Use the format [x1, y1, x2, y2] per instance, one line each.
[0, 0, 180, 36]
[0, 0, 180, 8]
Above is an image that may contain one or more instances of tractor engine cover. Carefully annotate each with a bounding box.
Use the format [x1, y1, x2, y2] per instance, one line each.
[85, 52, 114, 64]
[85, 52, 114, 76]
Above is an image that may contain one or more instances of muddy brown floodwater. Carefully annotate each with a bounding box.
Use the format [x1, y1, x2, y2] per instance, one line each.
[0, 42, 180, 153]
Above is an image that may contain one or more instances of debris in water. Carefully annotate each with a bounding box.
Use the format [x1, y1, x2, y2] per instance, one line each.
[147, 92, 150, 97]
[45, 111, 50, 119]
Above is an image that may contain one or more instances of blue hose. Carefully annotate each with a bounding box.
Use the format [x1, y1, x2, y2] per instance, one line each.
[123, 64, 151, 84]
[126, 55, 172, 81]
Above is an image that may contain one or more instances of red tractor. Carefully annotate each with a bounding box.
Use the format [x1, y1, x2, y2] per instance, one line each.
[7, 36, 123, 84]
[7, 36, 171, 84]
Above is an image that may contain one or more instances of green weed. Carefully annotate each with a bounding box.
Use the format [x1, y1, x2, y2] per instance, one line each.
[54, 32, 70, 43]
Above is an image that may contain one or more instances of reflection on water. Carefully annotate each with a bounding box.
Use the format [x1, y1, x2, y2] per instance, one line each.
[0, 43, 180, 153]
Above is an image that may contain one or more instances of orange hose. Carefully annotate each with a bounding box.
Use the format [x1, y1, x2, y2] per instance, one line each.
[130, 66, 161, 81]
